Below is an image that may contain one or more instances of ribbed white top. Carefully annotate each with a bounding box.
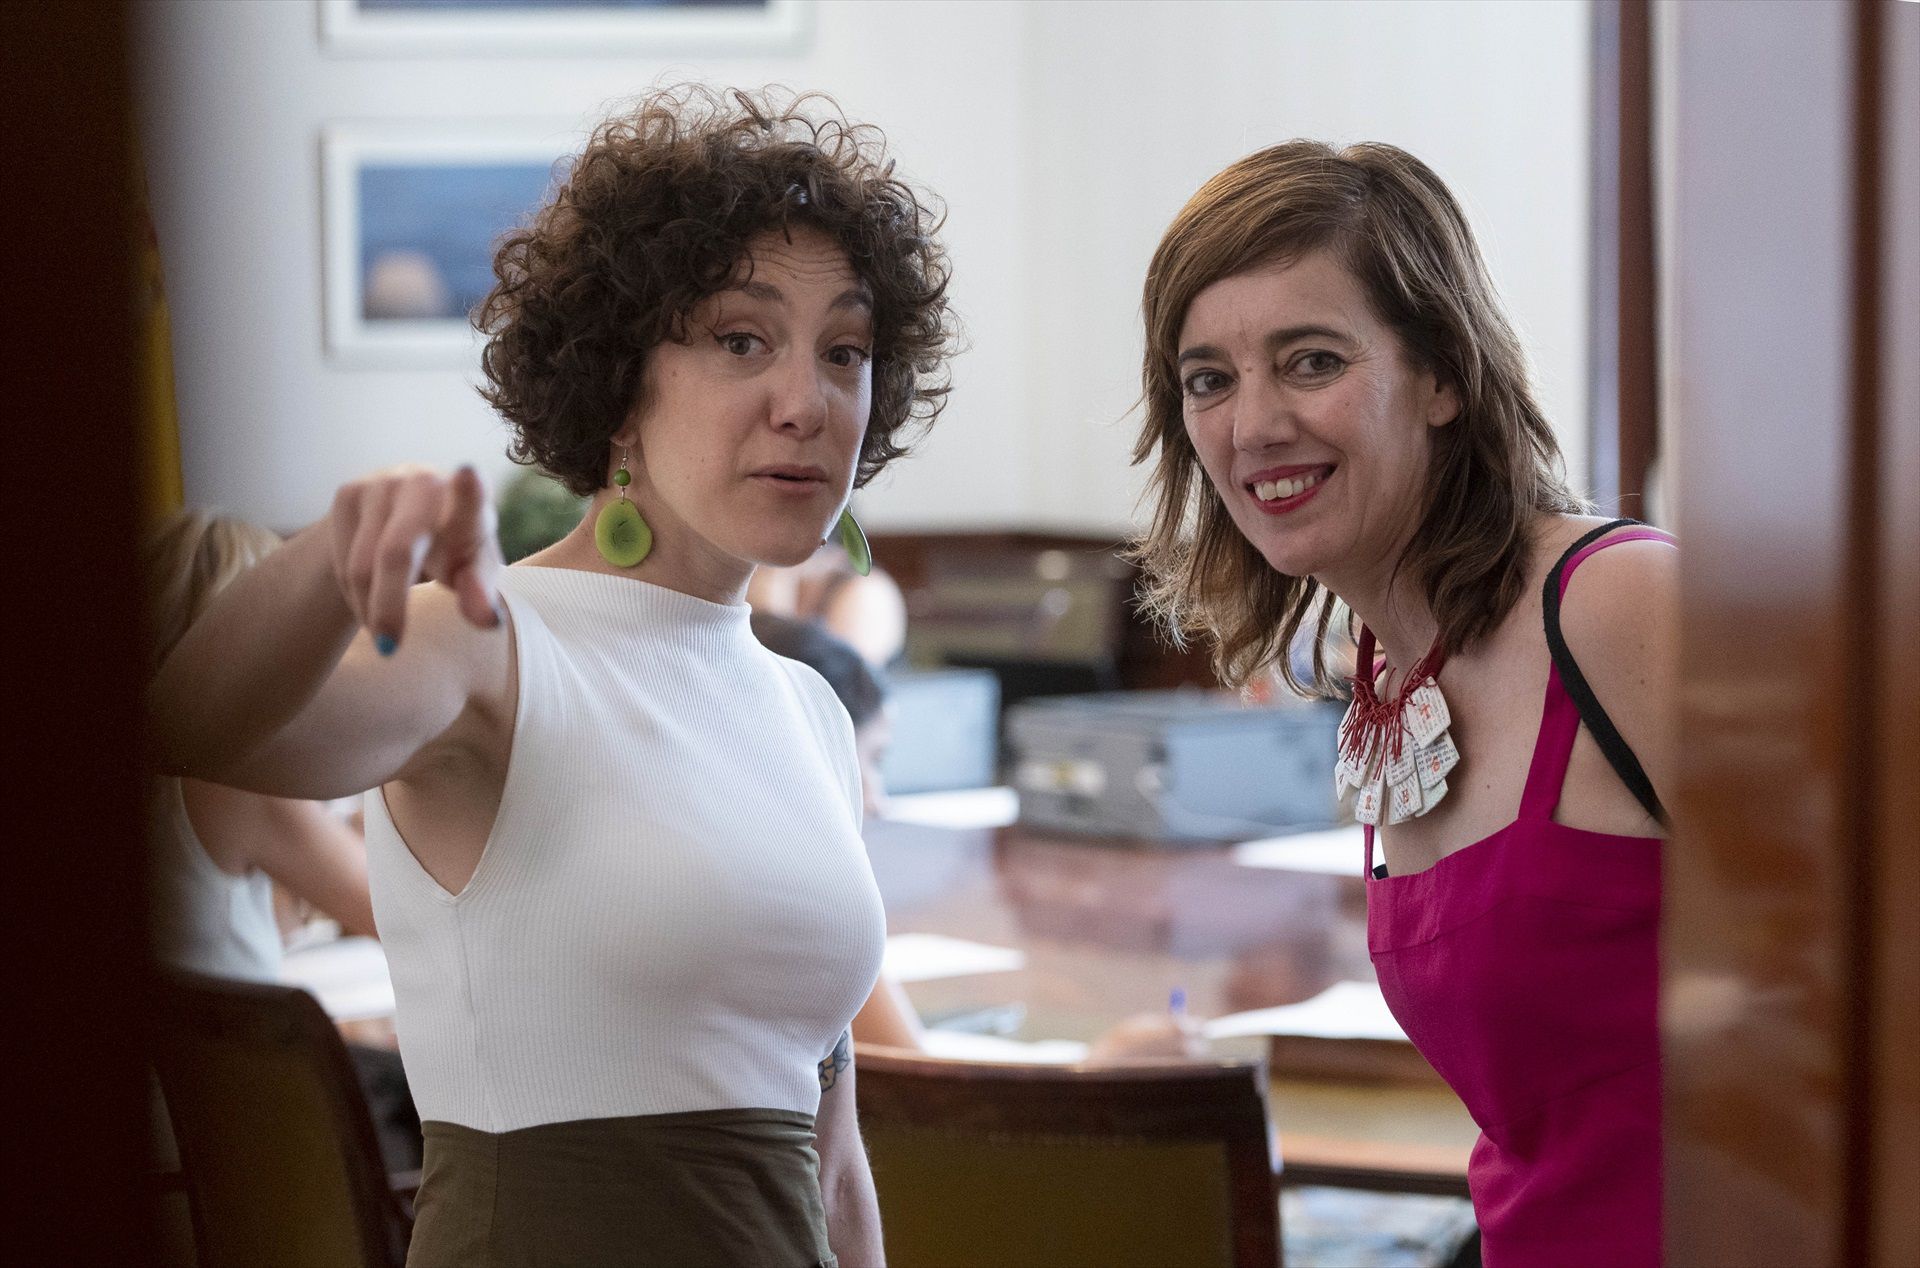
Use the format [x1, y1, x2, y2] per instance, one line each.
[364, 566, 886, 1133]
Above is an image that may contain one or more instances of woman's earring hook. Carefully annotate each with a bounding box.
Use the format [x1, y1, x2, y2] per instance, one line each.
[594, 444, 652, 567]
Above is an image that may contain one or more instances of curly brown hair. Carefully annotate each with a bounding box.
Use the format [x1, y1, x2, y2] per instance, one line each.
[478, 85, 957, 497]
[1132, 141, 1588, 696]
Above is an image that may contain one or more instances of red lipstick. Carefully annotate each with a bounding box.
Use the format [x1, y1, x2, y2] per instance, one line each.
[1244, 464, 1333, 516]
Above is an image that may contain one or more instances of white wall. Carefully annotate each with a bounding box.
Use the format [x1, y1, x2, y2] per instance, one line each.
[137, 0, 1588, 535]
[1018, 0, 1592, 531]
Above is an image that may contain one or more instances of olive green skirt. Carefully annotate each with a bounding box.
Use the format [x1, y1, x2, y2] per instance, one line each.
[407, 1108, 836, 1268]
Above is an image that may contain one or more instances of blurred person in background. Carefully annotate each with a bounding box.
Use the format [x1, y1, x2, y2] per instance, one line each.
[752, 613, 893, 821]
[149, 85, 956, 1267]
[145, 510, 377, 978]
[749, 613, 920, 1054]
[747, 535, 907, 666]
[145, 509, 422, 1172]
[1134, 140, 1675, 1266]
[752, 613, 1206, 1064]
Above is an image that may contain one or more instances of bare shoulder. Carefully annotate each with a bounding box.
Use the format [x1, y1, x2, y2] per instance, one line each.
[387, 579, 519, 762]
[294, 579, 515, 790]
[1551, 519, 1678, 805]
[1552, 521, 1679, 655]
[177, 777, 267, 874]
[395, 584, 510, 703]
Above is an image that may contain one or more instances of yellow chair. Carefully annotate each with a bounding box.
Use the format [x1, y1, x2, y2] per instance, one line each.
[855, 1046, 1280, 1268]
[150, 971, 414, 1268]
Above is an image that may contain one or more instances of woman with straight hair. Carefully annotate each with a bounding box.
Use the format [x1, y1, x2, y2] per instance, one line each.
[150, 85, 956, 1267]
[1132, 141, 1674, 1266]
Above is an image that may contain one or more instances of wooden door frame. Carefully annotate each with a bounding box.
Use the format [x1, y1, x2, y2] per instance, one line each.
[0, 1, 155, 1261]
[1863, 3, 1919, 1263]
[1662, 1, 1919, 1263]
[1588, 0, 1659, 516]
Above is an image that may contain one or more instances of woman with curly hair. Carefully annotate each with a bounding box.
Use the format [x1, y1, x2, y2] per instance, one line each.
[1132, 142, 1675, 1266]
[149, 85, 956, 1267]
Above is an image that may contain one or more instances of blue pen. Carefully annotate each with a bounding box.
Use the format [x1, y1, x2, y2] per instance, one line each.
[1169, 986, 1187, 1017]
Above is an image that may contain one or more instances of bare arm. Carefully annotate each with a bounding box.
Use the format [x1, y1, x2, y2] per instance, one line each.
[148, 466, 507, 800]
[851, 974, 925, 1051]
[1556, 536, 1679, 820]
[816, 1028, 885, 1267]
[181, 780, 377, 938]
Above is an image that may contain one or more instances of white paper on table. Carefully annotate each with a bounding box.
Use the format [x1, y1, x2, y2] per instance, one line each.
[1229, 825, 1367, 877]
[279, 935, 395, 1022]
[882, 932, 1026, 983]
[918, 1029, 1092, 1064]
[1202, 980, 1409, 1043]
[879, 786, 1020, 830]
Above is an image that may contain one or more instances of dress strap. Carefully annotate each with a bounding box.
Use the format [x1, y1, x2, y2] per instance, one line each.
[1518, 519, 1677, 823]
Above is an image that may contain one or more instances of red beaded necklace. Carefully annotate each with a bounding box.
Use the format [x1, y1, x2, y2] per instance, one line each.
[1336, 626, 1458, 825]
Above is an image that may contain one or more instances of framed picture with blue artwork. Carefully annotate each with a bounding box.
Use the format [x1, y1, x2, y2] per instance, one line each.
[321, 124, 576, 364]
[318, 0, 810, 56]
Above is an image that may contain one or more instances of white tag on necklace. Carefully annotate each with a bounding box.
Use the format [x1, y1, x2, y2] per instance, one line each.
[1406, 681, 1450, 747]
[1354, 776, 1383, 825]
[1384, 727, 1417, 790]
[1386, 769, 1426, 825]
[1416, 731, 1459, 789]
[1335, 742, 1368, 797]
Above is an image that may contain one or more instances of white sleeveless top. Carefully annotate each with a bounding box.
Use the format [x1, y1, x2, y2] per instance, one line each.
[150, 777, 282, 982]
[364, 566, 886, 1134]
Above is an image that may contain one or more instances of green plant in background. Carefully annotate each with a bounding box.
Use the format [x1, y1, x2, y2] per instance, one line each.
[496, 467, 587, 563]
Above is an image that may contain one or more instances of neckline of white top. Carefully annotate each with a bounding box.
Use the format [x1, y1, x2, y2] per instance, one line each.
[505, 565, 753, 639]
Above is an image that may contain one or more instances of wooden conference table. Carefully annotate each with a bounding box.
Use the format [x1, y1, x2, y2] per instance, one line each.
[863, 813, 1477, 1187]
[334, 807, 1477, 1187]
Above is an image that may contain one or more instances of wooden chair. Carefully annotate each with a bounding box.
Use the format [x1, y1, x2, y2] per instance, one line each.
[150, 970, 415, 1268]
[854, 1046, 1281, 1268]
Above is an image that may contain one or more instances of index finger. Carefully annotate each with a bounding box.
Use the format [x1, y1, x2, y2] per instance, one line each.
[438, 464, 490, 555]
[435, 465, 503, 630]
[364, 478, 446, 651]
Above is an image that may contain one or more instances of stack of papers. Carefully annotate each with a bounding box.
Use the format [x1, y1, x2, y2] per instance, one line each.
[918, 1030, 1091, 1064]
[1229, 825, 1367, 877]
[882, 932, 1026, 983]
[1202, 980, 1409, 1043]
[279, 936, 395, 1022]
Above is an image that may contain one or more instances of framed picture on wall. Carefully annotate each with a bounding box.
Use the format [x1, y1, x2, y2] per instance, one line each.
[321, 124, 577, 365]
[317, 0, 811, 57]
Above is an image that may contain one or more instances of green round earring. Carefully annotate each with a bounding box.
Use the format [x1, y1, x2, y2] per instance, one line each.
[835, 506, 872, 576]
[595, 445, 652, 568]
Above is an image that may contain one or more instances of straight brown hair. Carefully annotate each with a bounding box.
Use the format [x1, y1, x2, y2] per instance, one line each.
[1131, 140, 1587, 694]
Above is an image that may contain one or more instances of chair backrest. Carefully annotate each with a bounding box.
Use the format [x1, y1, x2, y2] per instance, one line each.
[150, 970, 405, 1268]
[854, 1046, 1280, 1268]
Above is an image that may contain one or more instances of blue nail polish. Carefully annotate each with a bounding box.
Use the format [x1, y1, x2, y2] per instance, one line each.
[375, 633, 397, 657]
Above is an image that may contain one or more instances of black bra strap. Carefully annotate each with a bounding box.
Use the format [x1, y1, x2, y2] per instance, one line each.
[1542, 518, 1668, 825]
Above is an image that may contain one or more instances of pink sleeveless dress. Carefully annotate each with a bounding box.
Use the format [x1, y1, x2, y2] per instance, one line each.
[1365, 528, 1671, 1267]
